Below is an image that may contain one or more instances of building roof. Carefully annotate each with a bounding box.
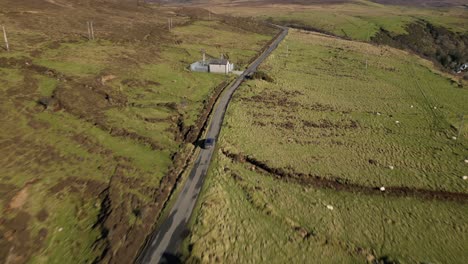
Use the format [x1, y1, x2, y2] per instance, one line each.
[209, 59, 229, 65]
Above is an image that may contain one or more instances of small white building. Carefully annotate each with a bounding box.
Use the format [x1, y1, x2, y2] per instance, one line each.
[208, 59, 234, 74]
[190, 61, 209, 72]
[190, 54, 235, 74]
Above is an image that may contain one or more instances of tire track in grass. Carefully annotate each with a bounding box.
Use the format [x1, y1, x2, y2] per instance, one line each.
[407, 61, 447, 132]
[396, 57, 435, 136]
[328, 36, 354, 257]
[371, 48, 387, 258]
[360, 41, 387, 257]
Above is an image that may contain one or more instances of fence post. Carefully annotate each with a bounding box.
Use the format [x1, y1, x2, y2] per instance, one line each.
[2, 25, 9, 51]
[87, 22, 91, 40]
[90, 21, 95, 40]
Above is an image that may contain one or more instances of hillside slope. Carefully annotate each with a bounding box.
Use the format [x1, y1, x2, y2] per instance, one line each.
[194, 0, 468, 74]
[186, 29, 468, 264]
[0, 1, 276, 263]
[165, 0, 467, 7]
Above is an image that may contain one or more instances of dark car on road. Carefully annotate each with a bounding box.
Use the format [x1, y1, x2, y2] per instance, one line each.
[203, 138, 215, 149]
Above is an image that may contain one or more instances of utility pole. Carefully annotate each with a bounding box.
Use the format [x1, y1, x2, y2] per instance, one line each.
[286, 44, 289, 57]
[458, 114, 465, 138]
[202, 49, 206, 64]
[2, 25, 9, 51]
[87, 22, 91, 40]
[90, 21, 95, 40]
[87, 21, 95, 40]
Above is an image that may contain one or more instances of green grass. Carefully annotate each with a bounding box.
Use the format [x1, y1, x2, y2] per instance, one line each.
[210, 1, 468, 40]
[27, 193, 101, 264]
[104, 107, 177, 150]
[34, 40, 128, 77]
[186, 29, 468, 263]
[187, 153, 468, 263]
[219, 30, 467, 192]
[112, 20, 269, 128]
[172, 20, 272, 66]
[0, 12, 275, 263]
[37, 111, 171, 176]
[37, 75, 58, 97]
[0, 68, 24, 88]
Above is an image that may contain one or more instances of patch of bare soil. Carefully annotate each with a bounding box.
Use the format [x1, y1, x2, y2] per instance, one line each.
[54, 78, 127, 118]
[0, 57, 67, 81]
[27, 119, 50, 130]
[6, 179, 40, 211]
[278, 121, 295, 130]
[107, 127, 164, 150]
[92, 167, 158, 264]
[8, 186, 30, 211]
[242, 91, 300, 109]
[250, 70, 274, 82]
[222, 149, 468, 203]
[122, 79, 161, 88]
[71, 133, 113, 156]
[0, 211, 44, 264]
[302, 119, 360, 130]
[36, 209, 49, 222]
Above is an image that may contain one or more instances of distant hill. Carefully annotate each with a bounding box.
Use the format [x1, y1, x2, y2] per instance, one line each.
[371, 0, 467, 7]
[154, 0, 468, 7]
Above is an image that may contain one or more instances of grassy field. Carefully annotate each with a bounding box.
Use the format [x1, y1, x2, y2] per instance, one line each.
[0, 2, 274, 263]
[221, 30, 467, 191]
[185, 29, 468, 263]
[204, 0, 468, 40]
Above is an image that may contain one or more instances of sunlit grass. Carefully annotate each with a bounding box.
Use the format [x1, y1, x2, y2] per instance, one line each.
[187, 29, 468, 263]
[221, 30, 467, 191]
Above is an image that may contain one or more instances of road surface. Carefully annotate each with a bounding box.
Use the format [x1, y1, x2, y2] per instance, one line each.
[136, 26, 288, 264]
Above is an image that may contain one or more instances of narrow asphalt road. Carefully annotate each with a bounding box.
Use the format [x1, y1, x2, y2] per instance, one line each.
[136, 26, 288, 264]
